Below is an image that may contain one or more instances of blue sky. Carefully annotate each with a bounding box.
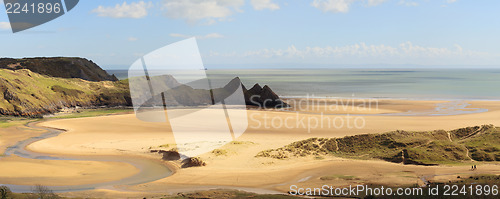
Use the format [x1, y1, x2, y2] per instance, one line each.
[1, 0, 499, 69]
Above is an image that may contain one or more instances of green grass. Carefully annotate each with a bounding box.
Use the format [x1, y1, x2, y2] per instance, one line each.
[0, 116, 34, 128]
[257, 125, 500, 165]
[0, 69, 129, 117]
[462, 127, 500, 161]
[51, 108, 132, 119]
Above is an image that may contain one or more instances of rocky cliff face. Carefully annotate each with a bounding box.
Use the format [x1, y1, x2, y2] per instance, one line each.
[0, 57, 117, 82]
[133, 76, 288, 108]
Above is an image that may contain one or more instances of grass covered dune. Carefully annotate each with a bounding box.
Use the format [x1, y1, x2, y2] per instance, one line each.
[257, 125, 500, 165]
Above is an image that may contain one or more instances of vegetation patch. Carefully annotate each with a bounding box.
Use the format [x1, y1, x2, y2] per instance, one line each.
[0, 116, 34, 128]
[0, 184, 63, 199]
[320, 174, 359, 181]
[51, 108, 132, 119]
[230, 141, 255, 145]
[0, 69, 130, 117]
[166, 189, 300, 199]
[212, 149, 228, 156]
[51, 85, 84, 96]
[257, 125, 499, 165]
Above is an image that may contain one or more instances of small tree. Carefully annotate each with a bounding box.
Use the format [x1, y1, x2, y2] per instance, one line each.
[32, 184, 59, 199]
[0, 186, 11, 199]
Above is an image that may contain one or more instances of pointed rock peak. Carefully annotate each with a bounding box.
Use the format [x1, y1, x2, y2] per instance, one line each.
[262, 85, 277, 94]
[238, 80, 289, 108]
[228, 76, 242, 84]
[250, 83, 262, 91]
[223, 77, 243, 91]
[261, 85, 279, 98]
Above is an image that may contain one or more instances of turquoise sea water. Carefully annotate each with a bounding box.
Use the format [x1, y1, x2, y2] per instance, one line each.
[108, 69, 500, 100]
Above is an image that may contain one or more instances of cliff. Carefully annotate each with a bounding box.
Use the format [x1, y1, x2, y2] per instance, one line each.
[135, 76, 288, 108]
[0, 69, 129, 117]
[0, 57, 287, 117]
[0, 57, 118, 82]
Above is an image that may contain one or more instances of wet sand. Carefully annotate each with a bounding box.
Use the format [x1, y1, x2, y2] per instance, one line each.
[0, 121, 172, 192]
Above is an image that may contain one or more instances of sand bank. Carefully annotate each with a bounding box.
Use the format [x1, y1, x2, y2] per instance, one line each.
[0, 156, 139, 186]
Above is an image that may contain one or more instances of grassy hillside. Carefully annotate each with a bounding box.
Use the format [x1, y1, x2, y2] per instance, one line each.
[0, 69, 130, 117]
[257, 125, 500, 165]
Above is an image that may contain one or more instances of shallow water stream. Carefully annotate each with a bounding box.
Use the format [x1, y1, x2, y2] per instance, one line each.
[1, 121, 172, 193]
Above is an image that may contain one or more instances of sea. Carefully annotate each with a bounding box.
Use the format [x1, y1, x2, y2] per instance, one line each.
[108, 69, 500, 101]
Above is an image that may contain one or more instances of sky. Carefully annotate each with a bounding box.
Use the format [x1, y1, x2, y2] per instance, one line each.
[0, 0, 499, 69]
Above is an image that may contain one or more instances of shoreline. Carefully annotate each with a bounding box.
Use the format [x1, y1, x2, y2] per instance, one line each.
[281, 98, 492, 117]
[2, 97, 496, 120]
[281, 96, 500, 102]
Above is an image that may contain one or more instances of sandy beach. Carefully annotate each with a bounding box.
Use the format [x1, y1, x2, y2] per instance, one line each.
[1, 99, 500, 197]
[0, 156, 139, 186]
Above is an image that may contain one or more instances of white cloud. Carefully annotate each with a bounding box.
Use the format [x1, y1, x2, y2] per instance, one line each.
[398, 0, 418, 7]
[161, 0, 244, 25]
[311, 0, 355, 13]
[251, 0, 280, 11]
[242, 43, 400, 58]
[92, 1, 152, 19]
[208, 42, 495, 65]
[442, 0, 457, 7]
[169, 33, 224, 39]
[0, 22, 10, 30]
[128, 37, 138, 41]
[365, 0, 387, 6]
[311, 0, 388, 13]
